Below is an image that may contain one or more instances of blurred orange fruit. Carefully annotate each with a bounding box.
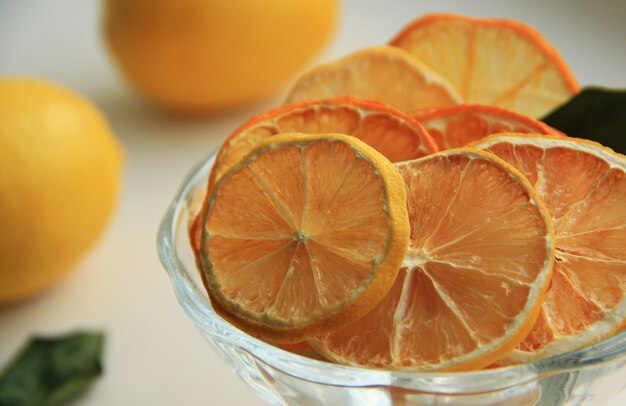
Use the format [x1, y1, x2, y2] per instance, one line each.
[286, 46, 461, 112]
[311, 149, 554, 370]
[0, 77, 123, 304]
[413, 104, 559, 149]
[103, 0, 338, 113]
[474, 134, 626, 362]
[391, 14, 579, 118]
[196, 133, 410, 342]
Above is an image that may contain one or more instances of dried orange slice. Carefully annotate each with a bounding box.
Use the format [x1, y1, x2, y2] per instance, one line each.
[285, 46, 461, 112]
[473, 134, 626, 362]
[209, 97, 438, 188]
[189, 97, 437, 257]
[311, 149, 554, 370]
[390, 14, 579, 118]
[197, 133, 410, 342]
[413, 104, 559, 149]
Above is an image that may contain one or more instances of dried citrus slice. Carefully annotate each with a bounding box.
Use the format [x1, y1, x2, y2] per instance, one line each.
[285, 46, 461, 112]
[413, 104, 559, 150]
[209, 97, 438, 188]
[473, 134, 626, 362]
[189, 97, 437, 257]
[311, 149, 554, 370]
[390, 14, 579, 118]
[197, 133, 410, 342]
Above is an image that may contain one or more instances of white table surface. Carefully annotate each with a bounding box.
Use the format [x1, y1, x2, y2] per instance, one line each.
[1, 0, 625, 405]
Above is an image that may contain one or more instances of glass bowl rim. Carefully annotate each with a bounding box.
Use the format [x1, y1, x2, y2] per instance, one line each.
[157, 149, 626, 394]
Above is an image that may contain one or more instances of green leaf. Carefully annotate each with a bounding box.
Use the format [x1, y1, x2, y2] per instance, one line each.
[541, 87, 626, 154]
[0, 331, 104, 406]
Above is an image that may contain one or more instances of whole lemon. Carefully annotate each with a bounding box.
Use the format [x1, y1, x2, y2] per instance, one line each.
[0, 78, 123, 304]
[103, 0, 338, 113]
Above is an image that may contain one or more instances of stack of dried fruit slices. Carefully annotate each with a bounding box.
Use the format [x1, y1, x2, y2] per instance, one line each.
[189, 14, 626, 372]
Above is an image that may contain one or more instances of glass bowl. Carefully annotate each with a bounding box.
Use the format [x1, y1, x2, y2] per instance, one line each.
[157, 150, 626, 406]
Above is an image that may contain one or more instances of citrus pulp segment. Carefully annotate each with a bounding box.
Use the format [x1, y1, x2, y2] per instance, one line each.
[473, 134, 626, 362]
[311, 149, 554, 370]
[285, 46, 461, 113]
[197, 133, 410, 342]
[390, 14, 579, 118]
[413, 104, 559, 150]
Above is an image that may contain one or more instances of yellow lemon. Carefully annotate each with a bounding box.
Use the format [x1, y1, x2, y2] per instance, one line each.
[103, 0, 338, 113]
[0, 77, 123, 304]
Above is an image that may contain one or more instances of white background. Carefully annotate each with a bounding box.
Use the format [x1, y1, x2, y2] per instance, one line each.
[1, 0, 625, 405]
